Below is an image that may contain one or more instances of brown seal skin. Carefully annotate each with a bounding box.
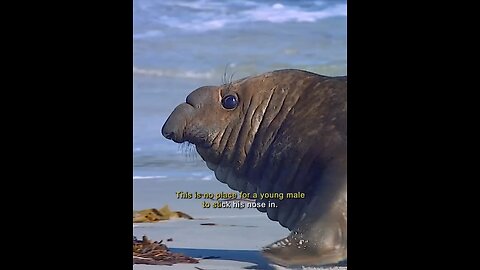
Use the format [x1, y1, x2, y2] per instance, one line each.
[162, 69, 346, 267]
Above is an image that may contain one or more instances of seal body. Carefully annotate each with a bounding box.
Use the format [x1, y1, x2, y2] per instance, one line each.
[162, 69, 346, 267]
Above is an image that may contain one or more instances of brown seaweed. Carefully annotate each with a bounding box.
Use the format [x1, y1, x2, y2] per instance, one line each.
[133, 235, 199, 265]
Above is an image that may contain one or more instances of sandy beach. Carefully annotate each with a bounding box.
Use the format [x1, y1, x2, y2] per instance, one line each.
[133, 178, 346, 270]
[133, 1, 347, 268]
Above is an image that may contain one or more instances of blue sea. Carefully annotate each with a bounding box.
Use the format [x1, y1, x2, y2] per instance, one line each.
[133, 0, 347, 182]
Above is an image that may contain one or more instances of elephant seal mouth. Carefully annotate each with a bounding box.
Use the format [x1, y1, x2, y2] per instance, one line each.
[184, 134, 213, 149]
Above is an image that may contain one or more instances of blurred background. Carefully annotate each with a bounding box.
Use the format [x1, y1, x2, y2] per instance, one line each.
[133, 0, 347, 184]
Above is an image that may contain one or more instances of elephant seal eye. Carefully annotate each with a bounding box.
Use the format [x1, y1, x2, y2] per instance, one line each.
[221, 95, 238, 110]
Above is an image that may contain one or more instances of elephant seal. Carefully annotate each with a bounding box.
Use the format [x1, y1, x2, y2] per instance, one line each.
[161, 69, 346, 267]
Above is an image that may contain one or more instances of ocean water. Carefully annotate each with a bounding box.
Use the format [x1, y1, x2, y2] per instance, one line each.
[133, 0, 347, 181]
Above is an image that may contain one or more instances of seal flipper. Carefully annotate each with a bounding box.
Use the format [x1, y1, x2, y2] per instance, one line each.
[262, 226, 346, 267]
[262, 192, 347, 267]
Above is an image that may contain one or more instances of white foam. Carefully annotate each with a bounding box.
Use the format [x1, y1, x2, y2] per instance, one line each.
[164, 0, 227, 11]
[133, 67, 214, 79]
[201, 175, 213, 181]
[272, 3, 284, 9]
[133, 30, 164, 39]
[164, 18, 229, 32]
[148, 1, 347, 33]
[133, 175, 167, 180]
[243, 3, 347, 23]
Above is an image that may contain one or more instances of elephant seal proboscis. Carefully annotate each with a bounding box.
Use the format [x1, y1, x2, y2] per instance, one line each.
[161, 69, 346, 267]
